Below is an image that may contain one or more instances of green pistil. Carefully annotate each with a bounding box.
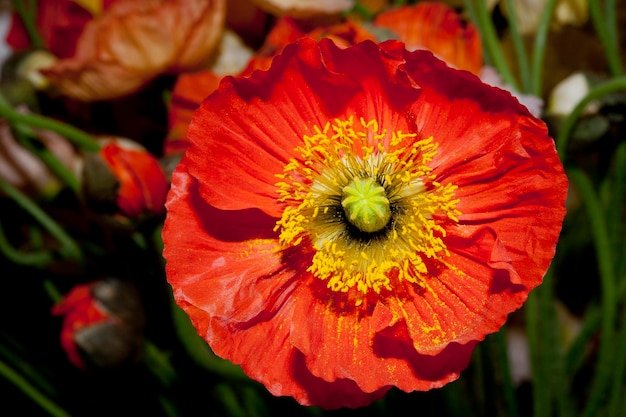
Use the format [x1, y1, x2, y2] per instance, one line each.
[341, 177, 391, 233]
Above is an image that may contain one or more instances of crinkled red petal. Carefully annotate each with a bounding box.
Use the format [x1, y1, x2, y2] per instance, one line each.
[288, 283, 477, 393]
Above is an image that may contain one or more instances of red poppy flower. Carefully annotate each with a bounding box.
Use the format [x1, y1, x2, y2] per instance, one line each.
[373, 2, 483, 74]
[162, 38, 567, 409]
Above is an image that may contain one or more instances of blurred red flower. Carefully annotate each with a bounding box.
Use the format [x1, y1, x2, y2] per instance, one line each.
[162, 38, 567, 409]
[51, 279, 145, 369]
[164, 70, 222, 156]
[82, 138, 168, 219]
[52, 282, 107, 368]
[40, 0, 226, 101]
[373, 2, 483, 74]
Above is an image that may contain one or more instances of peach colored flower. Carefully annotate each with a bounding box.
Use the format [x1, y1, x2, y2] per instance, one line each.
[42, 0, 226, 101]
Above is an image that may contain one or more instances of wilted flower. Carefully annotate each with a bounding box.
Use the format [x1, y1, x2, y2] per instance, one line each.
[162, 38, 568, 408]
[81, 137, 168, 220]
[40, 0, 226, 101]
[51, 278, 145, 369]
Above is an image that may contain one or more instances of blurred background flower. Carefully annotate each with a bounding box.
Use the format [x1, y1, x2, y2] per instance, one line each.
[39, 0, 227, 101]
[51, 277, 145, 369]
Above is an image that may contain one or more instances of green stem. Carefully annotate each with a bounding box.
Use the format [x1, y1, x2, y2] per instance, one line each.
[555, 76, 626, 160]
[43, 278, 63, 303]
[347, 2, 375, 20]
[568, 167, 617, 417]
[0, 178, 82, 263]
[471, 343, 487, 417]
[493, 328, 519, 417]
[0, 357, 72, 417]
[142, 340, 177, 387]
[609, 142, 626, 277]
[588, 0, 623, 76]
[529, 0, 558, 97]
[503, 0, 531, 93]
[214, 383, 249, 417]
[441, 380, 475, 417]
[609, 142, 626, 260]
[564, 304, 601, 377]
[0, 337, 57, 398]
[525, 269, 556, 417]
[608, 295, 626, 417]
[0, 93, 100, 152]
[157, 395, 181, 417]
[0, 219, 53, 267]
[470, 0, 520, 91]
[10, 0, 45, 49]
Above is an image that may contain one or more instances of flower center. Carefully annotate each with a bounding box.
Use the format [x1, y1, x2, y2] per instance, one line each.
[274, 117, 460, 300]
[341, 177, 391, 233]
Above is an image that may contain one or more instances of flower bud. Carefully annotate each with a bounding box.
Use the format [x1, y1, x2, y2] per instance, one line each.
[81, 137, 169, 221]
[51, 278, 145, 369]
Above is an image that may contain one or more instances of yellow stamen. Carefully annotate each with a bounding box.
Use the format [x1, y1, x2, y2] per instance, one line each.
[274, 117, 460, 297]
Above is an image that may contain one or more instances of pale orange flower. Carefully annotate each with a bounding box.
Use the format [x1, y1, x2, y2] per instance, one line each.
[42, 0, 226, 101]
[373, 2, 483, 75]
